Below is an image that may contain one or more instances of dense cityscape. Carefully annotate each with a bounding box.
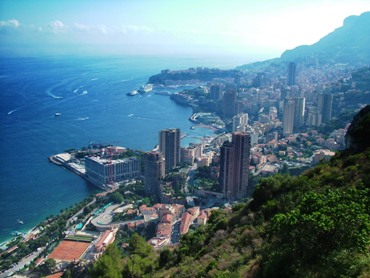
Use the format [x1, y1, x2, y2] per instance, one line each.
[2, 54, 369, 276]
[1, 6, 370, 278]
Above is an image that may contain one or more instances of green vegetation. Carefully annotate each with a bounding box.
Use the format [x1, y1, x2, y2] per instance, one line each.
[192, 165, 221, 192]
[164, 172, 187, 196]
[90, 244, 123, 278]
[37, 258, 56, 276]
[109, 192, 124, 204]
[90, 233, 157, 278]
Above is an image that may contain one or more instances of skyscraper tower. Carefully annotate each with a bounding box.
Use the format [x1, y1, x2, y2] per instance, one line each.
[144, 151, 165, 196]
[210, 84, 223, 101]
[287, 62, 296, 86]
[159, 128, 181, 174]
[293, 97, 305, 130]
[283, 97, 295, 136]
[219, 132, 250, 201]
[318, 93, 333, 123]
[222, 90, 237, 118]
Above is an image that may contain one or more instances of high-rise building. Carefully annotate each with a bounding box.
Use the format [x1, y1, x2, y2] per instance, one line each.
[210, 84, 223, 101]
[232, 113, 248, 132]
[222, 90, 237, 118]
[144, 151, 165, 196]
[293, 97, 305, 130]
[283, 97, 295, 136]
[219, 132, 250, 201]
[181, 143, 203, 165]
[318, 93, 333, 123]
[159, 128, 181, 173]
[85, 156, 141, 188]
[287, 62, 296, 86]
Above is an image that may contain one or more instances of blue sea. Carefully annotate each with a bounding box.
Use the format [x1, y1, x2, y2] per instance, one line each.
[0, 55, 240, 244]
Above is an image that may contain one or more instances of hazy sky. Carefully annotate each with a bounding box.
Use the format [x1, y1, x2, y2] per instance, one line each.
[1, 0, 369, 60]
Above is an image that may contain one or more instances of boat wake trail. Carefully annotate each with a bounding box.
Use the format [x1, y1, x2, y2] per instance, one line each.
[7, 108, 19, 115]
[46, 88, 63, 99]
[76, 117, 90, 121]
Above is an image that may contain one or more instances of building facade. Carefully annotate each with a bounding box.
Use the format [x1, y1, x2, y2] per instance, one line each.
[318, 93, 333, 123]
[85, 156, 141, 187]
[232, 113, 249, 132]
[159, 128, 181, 174]
[283, 97, 295, 136]
[219, 132, 250, 201]
[144, 151, 165, 196]
[222, 90, 237, 118]
[293, 97, 306, 130]
[287, 62, 296, 86]
[181, 143, 203, 165]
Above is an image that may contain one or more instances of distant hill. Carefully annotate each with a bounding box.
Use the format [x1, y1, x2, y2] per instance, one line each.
[281, 11, 370, 65]
[147, 68, 242, 85]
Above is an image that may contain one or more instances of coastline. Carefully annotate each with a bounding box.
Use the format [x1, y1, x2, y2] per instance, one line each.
[0, 226, 38, 251]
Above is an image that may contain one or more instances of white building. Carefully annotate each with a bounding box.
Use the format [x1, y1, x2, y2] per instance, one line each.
[232, 113, 248, 132]
[85, 156, 141, 187]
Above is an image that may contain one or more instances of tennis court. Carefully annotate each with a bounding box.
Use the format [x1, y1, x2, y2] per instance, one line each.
[48, 240, 90, 262]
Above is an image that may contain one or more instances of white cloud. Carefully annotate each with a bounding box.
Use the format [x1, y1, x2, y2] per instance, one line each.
[97, 24, 108, 34]
[0, 19, 20, 28]
[47, 20, 67, 33]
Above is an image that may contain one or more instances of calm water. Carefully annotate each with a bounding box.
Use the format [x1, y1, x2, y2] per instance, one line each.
[0, 55, 237, 244]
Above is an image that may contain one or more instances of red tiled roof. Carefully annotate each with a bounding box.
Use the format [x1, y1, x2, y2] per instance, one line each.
[156, 223, 172, 238]
[161, 214, 173, 224]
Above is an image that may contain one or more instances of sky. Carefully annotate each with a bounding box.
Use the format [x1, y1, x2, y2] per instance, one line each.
[1, 0, 369, 61]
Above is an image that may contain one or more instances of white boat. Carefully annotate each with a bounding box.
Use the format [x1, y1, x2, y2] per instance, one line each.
[17, 219, 24, 224]
[55, 112, 62, 117]
[127, 90, 139, 96]
[138, 84, 153, 93]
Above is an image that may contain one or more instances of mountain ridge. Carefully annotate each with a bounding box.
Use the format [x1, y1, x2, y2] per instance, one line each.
[280, 11, 370, 64]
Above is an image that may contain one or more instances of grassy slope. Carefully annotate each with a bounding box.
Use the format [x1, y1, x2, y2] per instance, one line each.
[152, 149, 370, 277]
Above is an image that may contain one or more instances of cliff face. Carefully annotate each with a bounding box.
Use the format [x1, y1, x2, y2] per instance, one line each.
[345, 105, 370, 153]
[281, 11, 370, 64]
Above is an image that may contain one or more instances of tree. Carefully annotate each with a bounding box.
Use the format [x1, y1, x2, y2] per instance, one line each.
[128, 233, 153, 257]
[159, 248, 173, 268]
[90, 245, 123, 278]
[263, 187, 370, 276]
[123, 254, 155, 277]
[109, 192, 124, 204]
[38, 258, 56, 276]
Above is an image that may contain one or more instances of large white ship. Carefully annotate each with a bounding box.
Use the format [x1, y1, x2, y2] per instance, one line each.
[138, 83, 153, 93]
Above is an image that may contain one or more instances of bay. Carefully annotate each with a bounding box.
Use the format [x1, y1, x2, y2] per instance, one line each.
[0, 55, 237, 244]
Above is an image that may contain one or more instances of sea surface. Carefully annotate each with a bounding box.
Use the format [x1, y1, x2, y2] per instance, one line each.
[0, 55, 239, 244]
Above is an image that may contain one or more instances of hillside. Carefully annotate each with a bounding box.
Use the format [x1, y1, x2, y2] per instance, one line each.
[281, 12, 370, 65]
[88, 106, 370, 278]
